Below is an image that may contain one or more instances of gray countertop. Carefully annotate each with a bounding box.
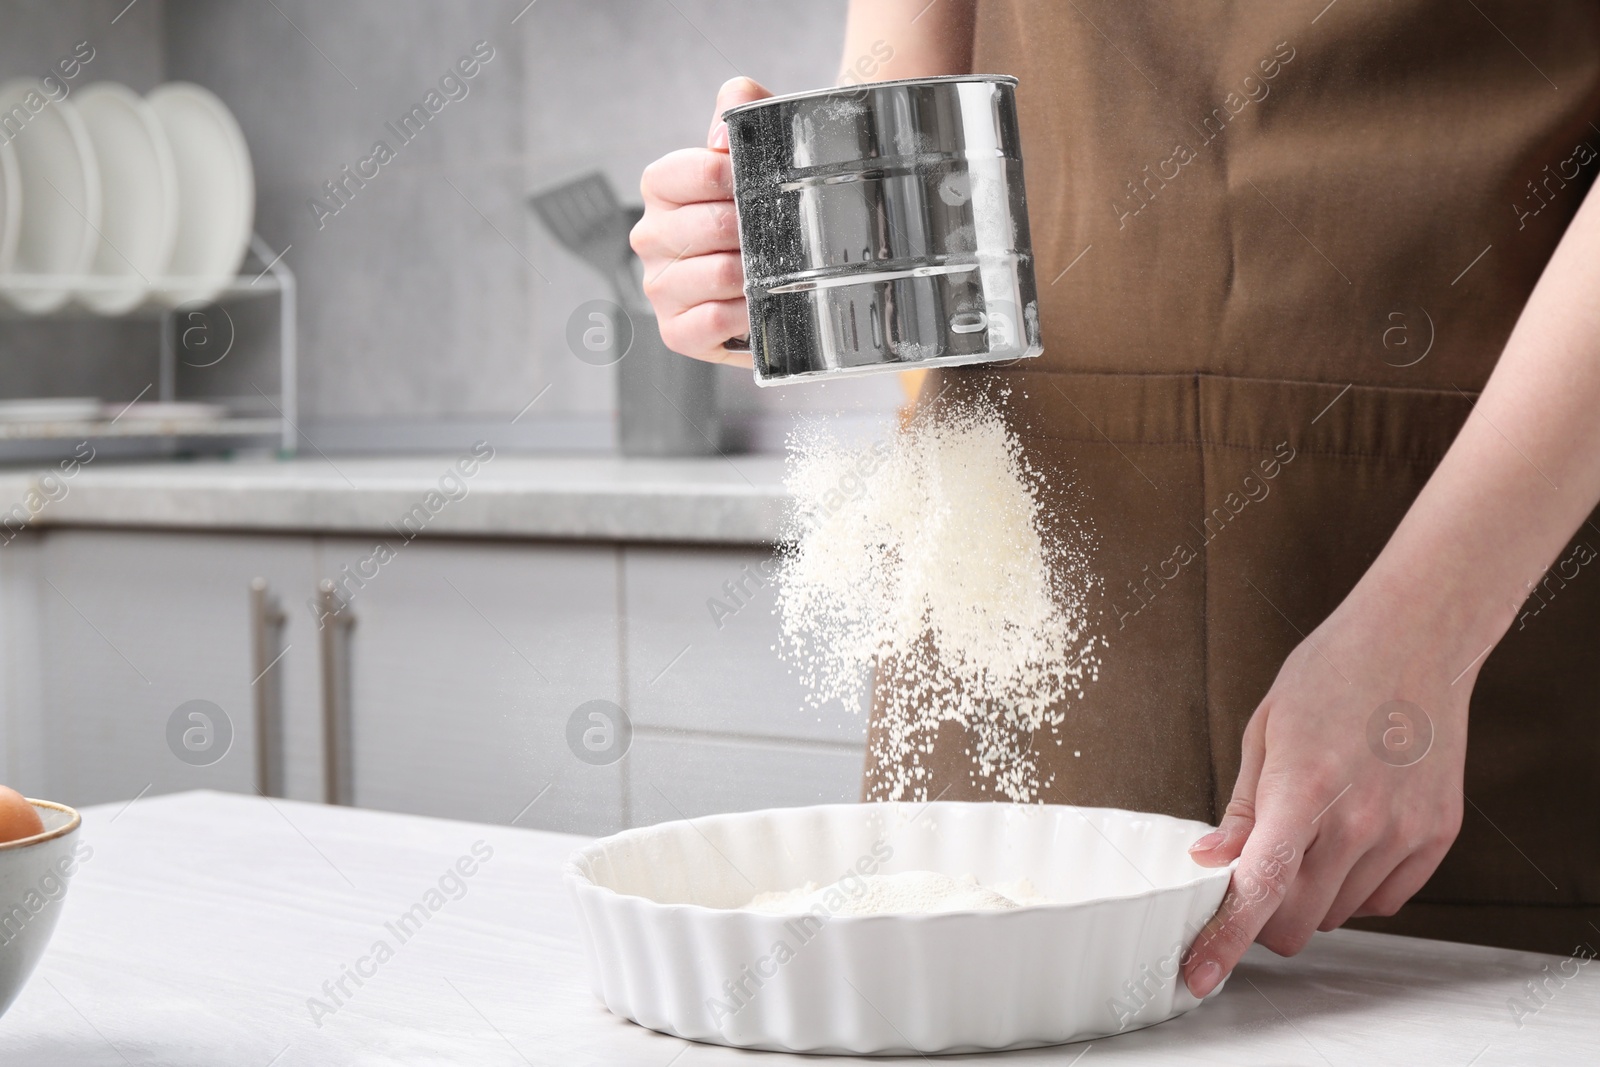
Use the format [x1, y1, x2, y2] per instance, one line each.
[2, 791, 1593, 1065]
[0, 453, 791, 544]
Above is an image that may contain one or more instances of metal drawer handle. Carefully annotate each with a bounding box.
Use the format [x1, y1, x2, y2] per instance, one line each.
[249, 578, 288, 798]
[316, 580, 356, 806]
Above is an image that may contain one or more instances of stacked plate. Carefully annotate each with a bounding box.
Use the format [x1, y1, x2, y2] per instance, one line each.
[0, 80, 254, 315]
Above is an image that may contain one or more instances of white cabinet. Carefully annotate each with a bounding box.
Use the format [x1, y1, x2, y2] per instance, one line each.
[1, 528, 865, 834]
[620, 546, 866, 822]
[627, 733, 863, 824]
[622, 546, 866, 745]
[318, 536, 625, 836]
[0, 535, 48, 797]
[17, 529, 319, 806]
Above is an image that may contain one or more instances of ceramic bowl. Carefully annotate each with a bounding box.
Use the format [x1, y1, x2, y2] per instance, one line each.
[0, 800, 84, 1018]
[565, 801, 1233, 1055]
[74, 82, 179, 314]
[147, 82, 254, 307]
[0, 80, 101, 314]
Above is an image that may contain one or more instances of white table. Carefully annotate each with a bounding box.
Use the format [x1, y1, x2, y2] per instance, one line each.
[1, 792, 1593, 1065]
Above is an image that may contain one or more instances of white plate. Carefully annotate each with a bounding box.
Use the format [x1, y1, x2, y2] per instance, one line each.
[74, 83, 178, 315]
[0, 80, 101, 314]
[567, 801, 1234, 1055]
[107, 400, 228, 422]
[0, 135, 19, 276]
[0, 398, 103, 423]
[147, 83, 254, 307]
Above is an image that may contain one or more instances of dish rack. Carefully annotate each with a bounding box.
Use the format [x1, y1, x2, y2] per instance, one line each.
[0, 233, 296, 461]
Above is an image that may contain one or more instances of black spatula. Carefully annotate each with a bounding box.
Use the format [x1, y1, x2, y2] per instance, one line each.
[527, 172, 643, 308]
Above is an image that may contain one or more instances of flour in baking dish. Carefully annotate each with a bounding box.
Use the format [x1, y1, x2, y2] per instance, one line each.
[743, 870, 1053, 915]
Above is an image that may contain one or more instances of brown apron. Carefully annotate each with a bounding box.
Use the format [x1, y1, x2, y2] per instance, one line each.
[864, 0, 1600, 955]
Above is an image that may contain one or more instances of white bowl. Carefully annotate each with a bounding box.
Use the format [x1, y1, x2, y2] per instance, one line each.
[0, 800, 83, 1018]
[565, 801, 1233, 1055]
[146, 83, 254, 307]
[74, 82, 179, 315]
[0, 80, 101, 314]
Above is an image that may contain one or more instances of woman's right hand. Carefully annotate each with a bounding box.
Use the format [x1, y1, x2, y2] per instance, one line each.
[631, 77, 771, 367]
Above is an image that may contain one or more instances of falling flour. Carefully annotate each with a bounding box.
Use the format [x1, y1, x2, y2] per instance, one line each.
[743, 870, 1053, 915]
[776, 394, 1101, 802]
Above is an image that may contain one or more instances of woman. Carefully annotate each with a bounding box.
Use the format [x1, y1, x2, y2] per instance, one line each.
[630, 0, 1600, 998]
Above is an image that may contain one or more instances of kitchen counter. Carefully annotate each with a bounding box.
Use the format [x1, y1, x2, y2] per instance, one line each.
[0, 454, 790, 544]
[2, 791, 1593, 1065]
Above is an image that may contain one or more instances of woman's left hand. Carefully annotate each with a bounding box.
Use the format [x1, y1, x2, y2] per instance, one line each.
[1179, 579, 1472, 997]
[1179, 170, 1600, 997]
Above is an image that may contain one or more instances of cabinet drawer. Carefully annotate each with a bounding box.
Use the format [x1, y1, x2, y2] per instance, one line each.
[623, 547, 867, 746]
[626, 731, 863, 826]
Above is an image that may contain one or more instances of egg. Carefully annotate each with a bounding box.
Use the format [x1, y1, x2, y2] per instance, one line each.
[0, 785, 44, 844]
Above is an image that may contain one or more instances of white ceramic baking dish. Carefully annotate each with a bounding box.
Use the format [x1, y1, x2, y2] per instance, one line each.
[564, 801, 1233, 1055]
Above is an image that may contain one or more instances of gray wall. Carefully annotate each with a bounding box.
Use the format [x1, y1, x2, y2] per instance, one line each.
[0, 0, 901, 450]
[161, 0, 902, 447]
